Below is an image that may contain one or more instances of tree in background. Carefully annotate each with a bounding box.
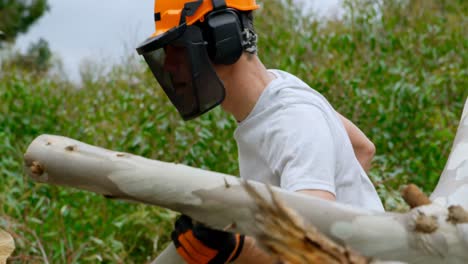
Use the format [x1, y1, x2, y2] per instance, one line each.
[1, 38, 53, 74]
[0, 0, 49, 43]
[0, 1, 53, 74]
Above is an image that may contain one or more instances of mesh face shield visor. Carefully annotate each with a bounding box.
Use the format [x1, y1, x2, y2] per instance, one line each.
[136, 25, 225, 120]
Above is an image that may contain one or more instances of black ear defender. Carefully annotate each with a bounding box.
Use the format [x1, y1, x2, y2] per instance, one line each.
[204, 0, 244, 65]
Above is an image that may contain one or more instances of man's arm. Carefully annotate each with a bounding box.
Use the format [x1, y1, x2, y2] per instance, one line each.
[234, 190, 335, 263]
[336, 112, 376, 172]
[233, 236, 276, 264]
[236, 107, 341, 262]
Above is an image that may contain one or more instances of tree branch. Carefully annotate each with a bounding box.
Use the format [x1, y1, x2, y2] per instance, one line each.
[431, 99, 468, 207]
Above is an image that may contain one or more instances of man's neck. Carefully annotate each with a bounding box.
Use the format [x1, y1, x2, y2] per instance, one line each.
[220, 54, 276, 122]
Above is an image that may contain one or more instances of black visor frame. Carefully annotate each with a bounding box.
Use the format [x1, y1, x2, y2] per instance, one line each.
[137, 23, 187, 55]
[136, 25, 225, 120]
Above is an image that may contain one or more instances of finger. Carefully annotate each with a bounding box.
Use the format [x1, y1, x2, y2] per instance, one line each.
[194, 222, 229, 240]
[226, 234, 244, 262]
[179, 231, 216, 263]
[193, 224, 229, 248]
[184, 230, 218, 259]
[171, 230, 181, 248]
[176, 245, 201, 264]
[175, 214, 193, 233]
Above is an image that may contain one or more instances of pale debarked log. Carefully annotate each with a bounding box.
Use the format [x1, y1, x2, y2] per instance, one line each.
[0, 229, 15, 264]
[23, 98, 468, 263]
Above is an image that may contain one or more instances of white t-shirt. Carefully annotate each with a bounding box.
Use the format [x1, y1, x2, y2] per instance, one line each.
[234, 70, 384, 211]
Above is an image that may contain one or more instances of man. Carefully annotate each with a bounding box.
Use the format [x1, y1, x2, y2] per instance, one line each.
[136, 1, 384, 263]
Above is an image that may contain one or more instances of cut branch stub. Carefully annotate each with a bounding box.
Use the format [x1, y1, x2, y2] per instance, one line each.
[402, 184, 431, 209]
[447, 205, 468, 224]
[414, 212, 438, 233]
[30, 161, 44, 176]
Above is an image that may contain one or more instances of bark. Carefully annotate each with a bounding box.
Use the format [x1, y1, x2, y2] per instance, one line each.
[23, 99, 468, 264]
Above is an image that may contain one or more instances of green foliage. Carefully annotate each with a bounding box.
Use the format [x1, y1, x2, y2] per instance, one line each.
[22, 38, 53, 72]
[257, 0, 467, 209]
[0, 61, 239, 262]
[0, 0, 48, 43]
[0, 0, 467, 262]
[2, 38, 53, 77]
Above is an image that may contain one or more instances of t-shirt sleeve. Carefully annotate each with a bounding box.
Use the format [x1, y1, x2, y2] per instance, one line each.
[262, 104, 338, 195]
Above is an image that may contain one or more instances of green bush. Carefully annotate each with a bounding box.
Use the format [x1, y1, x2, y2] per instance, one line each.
[257, 0, 467, 202]
[0, 0, 466, 262]
[2, 38, 54, 74]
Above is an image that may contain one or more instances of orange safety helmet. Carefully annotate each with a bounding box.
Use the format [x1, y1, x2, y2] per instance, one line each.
[136, 0, 259, 120]
[152, 0, 259, 37]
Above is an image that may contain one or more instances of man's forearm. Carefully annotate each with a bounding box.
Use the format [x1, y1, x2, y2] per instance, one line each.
[336, 112, 376, 172]
[233, 236, 277, 264]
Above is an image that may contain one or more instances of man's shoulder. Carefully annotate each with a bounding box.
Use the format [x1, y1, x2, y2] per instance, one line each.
[237, 70, 336, 136]
[268, 69, 314, 88]
[267, 69, 330, 106]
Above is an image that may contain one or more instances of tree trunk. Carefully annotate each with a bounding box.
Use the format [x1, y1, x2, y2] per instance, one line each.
[23, 99, 468, 263]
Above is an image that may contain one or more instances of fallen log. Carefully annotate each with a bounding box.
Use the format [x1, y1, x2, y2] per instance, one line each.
[0, 229, 14, 264]
[23, 99, 468, 263]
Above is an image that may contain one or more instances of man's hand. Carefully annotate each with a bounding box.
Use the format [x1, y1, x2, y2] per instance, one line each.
[171, 215, 244, 264]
